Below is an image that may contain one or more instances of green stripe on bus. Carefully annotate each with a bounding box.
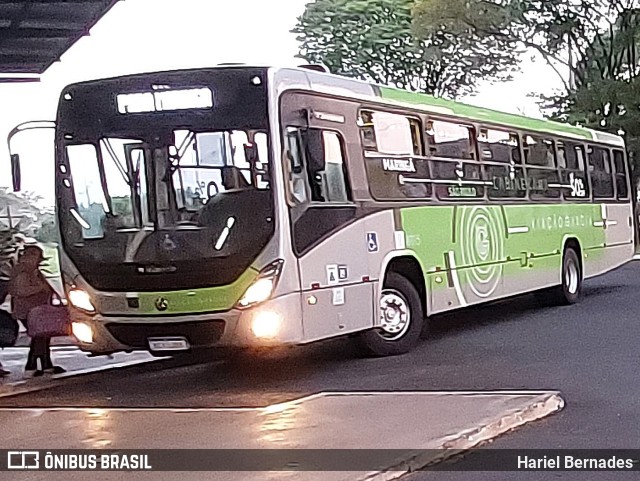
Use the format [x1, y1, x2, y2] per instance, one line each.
[400, 203, 605, 291]
[379, 87, 595, 141]
[135, 267, 258, 315]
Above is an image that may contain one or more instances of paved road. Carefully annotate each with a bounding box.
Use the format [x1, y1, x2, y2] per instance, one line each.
[1, 263, 639, 477]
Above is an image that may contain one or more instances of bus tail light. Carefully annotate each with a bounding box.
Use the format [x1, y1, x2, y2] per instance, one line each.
[237, 260, 284, 309]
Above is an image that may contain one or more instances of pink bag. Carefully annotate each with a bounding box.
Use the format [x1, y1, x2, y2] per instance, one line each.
[26, 304, 71, 338]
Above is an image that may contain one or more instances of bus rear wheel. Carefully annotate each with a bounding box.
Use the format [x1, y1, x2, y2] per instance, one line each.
[538, 247, 582, 306]
[357, 272, 423, 357]
[558, 247, 582, 304]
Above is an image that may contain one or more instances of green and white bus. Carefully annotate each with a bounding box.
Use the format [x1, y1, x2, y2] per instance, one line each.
[8, 65, 634, 356]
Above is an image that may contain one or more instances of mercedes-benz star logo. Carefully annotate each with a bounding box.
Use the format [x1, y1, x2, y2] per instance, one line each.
[155, 297, 169, 311]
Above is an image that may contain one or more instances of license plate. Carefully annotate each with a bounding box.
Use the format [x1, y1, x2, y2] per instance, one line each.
[148, 337, 190, 351]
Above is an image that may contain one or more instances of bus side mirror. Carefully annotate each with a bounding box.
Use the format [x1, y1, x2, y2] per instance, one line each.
[10, 153, 21, 191]
[6, 120, 56, 192]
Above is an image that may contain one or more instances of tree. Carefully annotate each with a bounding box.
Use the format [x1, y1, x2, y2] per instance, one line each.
[292, 0, 517, 98]
[34, 214, 59, 244]
[0, 187, 57, 253]
[414, 0, 640, 176]
[0, 188, 54, 235]
[413, 0, 634, 92]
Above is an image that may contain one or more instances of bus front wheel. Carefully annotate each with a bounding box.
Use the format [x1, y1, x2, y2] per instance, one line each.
[357, 272, 424, 357]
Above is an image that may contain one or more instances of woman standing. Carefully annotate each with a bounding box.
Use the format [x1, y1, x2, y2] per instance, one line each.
[8, 245, 65, 376]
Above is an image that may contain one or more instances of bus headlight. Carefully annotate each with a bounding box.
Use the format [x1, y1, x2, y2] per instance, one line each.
[68, 289, 96, 313]
[72, 322, 93, 344]
[237, 260, 284, 309]
[251, 310, 282, 339]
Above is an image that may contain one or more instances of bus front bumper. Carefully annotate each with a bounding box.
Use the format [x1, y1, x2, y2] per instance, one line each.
[69, 293, 304, 355]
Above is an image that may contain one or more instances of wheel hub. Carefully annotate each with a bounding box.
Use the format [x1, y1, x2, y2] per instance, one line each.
[566, 261, 579, 294]
[379, 290, 410, 340]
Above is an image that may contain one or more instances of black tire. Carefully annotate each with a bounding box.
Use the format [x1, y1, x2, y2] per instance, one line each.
[357, 272, 424, 357]
[538, 247, 582, 306]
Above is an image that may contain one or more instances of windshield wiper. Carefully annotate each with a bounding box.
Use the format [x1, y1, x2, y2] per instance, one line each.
[96, 145, 114, 215]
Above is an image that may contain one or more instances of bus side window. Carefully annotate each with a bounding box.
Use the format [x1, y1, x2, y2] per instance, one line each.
[613, 150, 629, 200]
[358, 110, 419, 156]
[306, 130, 351, 203]
[523, 134, 561, 200]
[588, 146, 615, 199]
[426, 119, 475, 160]
[285, 127, 352, 204]
[325, 132, 351, 202]
[358, 109, 428, 201]
[427, 119, 482, 199]
[558, 141, 589, 200]
[524, 135, 556, 167]
[477, 128, 520, 164]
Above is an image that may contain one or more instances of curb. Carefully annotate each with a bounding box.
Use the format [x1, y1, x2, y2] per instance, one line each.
[358, 391, 565, 481]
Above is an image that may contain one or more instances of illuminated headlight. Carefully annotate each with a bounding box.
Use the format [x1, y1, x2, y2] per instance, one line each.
[251, 311, 282, 339]
[72, 322, 93, 344]
[238, 278, 275, 307]
[237, 260, 284, 309]
[68, 289, 96, 313]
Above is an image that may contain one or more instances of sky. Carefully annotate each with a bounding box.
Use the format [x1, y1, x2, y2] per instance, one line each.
[0, 0, 563, 206]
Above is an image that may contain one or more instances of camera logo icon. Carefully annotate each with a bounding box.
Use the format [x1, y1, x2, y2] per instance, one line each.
[7, 451, 40, 470]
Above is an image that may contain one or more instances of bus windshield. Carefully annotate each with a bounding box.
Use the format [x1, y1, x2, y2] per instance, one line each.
[65, 130, 270, 237]
[54, 68, 274, 291]
[59, 129, 274, 291]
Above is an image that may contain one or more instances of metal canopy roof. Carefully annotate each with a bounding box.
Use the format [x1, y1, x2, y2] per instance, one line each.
[0, 0, 120, 81]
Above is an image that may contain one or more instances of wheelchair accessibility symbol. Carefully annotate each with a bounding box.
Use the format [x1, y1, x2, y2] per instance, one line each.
[367, 232, 379, 253]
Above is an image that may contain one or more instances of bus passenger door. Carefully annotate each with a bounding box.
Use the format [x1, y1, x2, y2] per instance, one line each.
[284, 124, 374, 342]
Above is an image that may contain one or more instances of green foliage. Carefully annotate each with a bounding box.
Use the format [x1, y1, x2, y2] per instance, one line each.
[413, 0, 519, 41]
[413, 0, 598, 92]
[35, 216, 59, 244]
[293, 0, 517, 97]
[0, 188, 58, 272]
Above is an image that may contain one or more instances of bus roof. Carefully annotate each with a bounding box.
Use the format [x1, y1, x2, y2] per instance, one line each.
[277, 66, 625, 148]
